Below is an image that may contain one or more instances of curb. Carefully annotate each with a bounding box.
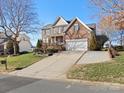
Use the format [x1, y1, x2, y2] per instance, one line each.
[43, 78, 124, 89]
[65, 79, 124, 88]
[8, 73, 124, 89]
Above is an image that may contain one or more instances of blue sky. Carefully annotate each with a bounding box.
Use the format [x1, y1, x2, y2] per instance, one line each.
[31, 0, 99, 46]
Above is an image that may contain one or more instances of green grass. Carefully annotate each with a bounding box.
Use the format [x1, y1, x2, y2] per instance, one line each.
[0, 53, 46, 73]
[67, 52, 124, 84]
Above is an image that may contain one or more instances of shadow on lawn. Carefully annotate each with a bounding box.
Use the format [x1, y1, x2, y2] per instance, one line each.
[15, 67, 24, 70]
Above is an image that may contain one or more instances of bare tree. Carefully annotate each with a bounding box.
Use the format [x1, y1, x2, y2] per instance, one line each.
[90, 0, 124, 21]
[115, 21, 124, 46]
[97, 16, 117, 47]
[91, 0, 124, 46]
[0, 0, 37, 55]
[90, 0, 124, 27]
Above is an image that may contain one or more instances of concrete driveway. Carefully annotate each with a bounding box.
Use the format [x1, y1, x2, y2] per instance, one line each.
[77, 51, 111, 64]
[10, 51, 85, 79]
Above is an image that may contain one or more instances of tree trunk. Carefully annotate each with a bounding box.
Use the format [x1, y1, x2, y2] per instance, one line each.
[13, 42, 16, 55]
[120, 33, 123, 46]
[13, 41, 19, 55]
[108, 40, 112, 48]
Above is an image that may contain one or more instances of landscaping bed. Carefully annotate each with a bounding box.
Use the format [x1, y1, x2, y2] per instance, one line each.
[67, 52, 124, 84]
[0, 53, 46, 73]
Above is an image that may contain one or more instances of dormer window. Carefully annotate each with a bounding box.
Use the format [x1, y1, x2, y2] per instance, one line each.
[73, 24, 80, 31]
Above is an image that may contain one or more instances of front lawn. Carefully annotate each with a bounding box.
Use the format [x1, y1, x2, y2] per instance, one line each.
[67, 52, 124, 84]
[0, 53, 46, 73]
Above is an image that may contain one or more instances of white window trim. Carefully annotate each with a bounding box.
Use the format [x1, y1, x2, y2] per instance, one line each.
[73, 24, 80, 31]
[58, 27, 64, 33]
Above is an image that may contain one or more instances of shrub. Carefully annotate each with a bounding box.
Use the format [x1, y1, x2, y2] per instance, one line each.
[20, 51, 29, 55]
[46, 45, 66, 54]
[47, 48, 58, 53]
[114, 46, 124, 51]
[33, 48, 44, 54]
[108, 47, 119, 58]
[46, 46, 58, 53]
[89, 32, 97, 50]
[61, 45, 66, 51]
[95, 35, 108, 50]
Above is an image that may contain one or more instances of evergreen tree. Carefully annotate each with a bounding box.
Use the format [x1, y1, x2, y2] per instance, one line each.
[36, 39, 42, 48]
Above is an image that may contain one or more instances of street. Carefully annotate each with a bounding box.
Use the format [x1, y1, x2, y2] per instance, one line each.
[0, 75, 124, 93]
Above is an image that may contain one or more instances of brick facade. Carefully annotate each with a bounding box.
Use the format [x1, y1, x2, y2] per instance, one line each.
[64, 19, 90, 40]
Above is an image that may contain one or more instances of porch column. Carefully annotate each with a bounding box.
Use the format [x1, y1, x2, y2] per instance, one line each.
[51, 38, 53, 44]
[63, 36, 65, 44]
[54, 37, 56, 44]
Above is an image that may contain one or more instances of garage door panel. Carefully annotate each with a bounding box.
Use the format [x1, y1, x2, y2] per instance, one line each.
[66, 39, 88, 51]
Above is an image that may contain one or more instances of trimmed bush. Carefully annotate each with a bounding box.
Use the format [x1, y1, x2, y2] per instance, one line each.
[46, 45, 65, 53]
[46, 46, 59, 53]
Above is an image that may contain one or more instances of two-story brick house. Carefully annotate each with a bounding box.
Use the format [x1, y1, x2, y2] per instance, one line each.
[42, 17, 70, 45]
[42, 16, 96, 51]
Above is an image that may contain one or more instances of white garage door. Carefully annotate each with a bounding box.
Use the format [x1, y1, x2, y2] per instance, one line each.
[65, 39, 88, 51]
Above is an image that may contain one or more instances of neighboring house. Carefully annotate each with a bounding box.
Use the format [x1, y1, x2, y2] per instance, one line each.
[0, 32, 32, 54]
[0, 32, 8, 55]
[42, 16, 96, 51]
[18, 34, 32, 52]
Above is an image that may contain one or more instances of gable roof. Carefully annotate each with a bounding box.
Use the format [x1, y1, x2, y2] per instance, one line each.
[0, 38, 8, 44]
[66, 20, 71, 24]
[64, 17, 93, 32]
[52, 16, 69, 26]
[0, 32, 9, 44]
[87, 23, 96, 30]
[42, 24, 52, 30]
[18, 33, 30, 40]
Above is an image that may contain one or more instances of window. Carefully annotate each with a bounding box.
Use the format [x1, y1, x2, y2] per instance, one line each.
[43, 29, 51, 35]
[58, 27, 64, 33]
[47, 29, 51, 35]
[22, 37, 25, 41]
[73, 24, 80, 31]
[49, 29, 51, 35]
[53, 27, 59, 34]
[43, 30, 46, 35]
[64, 26, 67, 31]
